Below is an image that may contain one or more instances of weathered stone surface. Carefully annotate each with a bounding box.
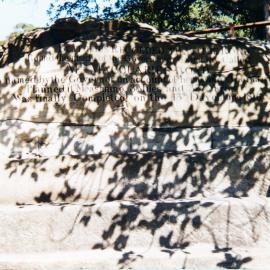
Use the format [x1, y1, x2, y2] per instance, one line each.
[1, 18, 270, 270]
[0, 246, 269, 270]
[158, 145, 270, 199]
[3, 120, 270, 158]
[0, 145, 269, 204]
[0, 19, 157, 67]
[0, 19, 270, 127]
[0, 120, 131, 158]
[0, 199, 269, 261]
[0, 120, 213, 158]
[213, 126, 270, 148]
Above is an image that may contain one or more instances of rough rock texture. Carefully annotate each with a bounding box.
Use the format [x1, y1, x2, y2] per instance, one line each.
[0, 146, 270, 204]
[1, 18, 270, 127]
[0, 18, 157, 67]
[0, 18, 270, 269]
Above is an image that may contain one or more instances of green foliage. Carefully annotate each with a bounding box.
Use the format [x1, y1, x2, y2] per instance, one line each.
[8, 23, 36, 41]
[187, 0, 255, 38]
[48, 0, 99, 21]
[0, 23, 36, 45]
[47, 0, 266, 39]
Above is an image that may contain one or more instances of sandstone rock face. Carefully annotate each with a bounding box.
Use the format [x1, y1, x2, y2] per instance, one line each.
[0, 18, 270, 269]
[1, 19, 270, 128]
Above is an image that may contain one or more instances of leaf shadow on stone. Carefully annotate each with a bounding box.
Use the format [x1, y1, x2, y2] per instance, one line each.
[1, 18, 270, 269]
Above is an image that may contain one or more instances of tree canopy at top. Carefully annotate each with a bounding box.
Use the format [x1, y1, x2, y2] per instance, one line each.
[47, 0, 269, 39]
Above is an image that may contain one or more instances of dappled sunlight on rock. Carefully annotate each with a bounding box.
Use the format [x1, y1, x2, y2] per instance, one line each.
[0, 18, 269, 269]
